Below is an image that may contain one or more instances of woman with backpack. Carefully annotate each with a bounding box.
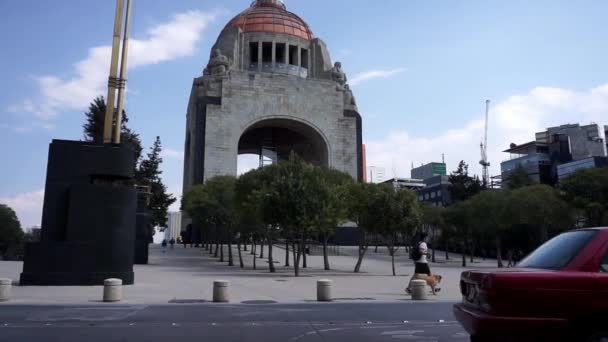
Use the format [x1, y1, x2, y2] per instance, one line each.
[405, 232, 433, 294]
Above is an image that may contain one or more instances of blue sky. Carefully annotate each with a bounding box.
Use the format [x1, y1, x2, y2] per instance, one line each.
[1, 0, 607, 227]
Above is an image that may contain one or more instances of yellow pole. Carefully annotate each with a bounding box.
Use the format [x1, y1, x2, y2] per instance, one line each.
[113, 0, 132, 144]
[103, 0, 124, 144]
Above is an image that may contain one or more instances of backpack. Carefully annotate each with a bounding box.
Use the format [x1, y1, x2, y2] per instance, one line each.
[410, 241, 422, 260]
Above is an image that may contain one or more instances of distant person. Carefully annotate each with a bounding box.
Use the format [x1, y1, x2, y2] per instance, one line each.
[180, 231, 188, 248]
[169, 238, 175, 249]
[406, 233, 436, 294]
[161, 239, 167, 248]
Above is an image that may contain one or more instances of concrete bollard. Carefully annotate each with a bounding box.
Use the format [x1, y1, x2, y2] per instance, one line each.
[410, 279, 427, 300]
[103, 278, 123, 302]
[317, 279, 333, 302]
[213, 280, 230, 303]
[0, 278, 12, 302]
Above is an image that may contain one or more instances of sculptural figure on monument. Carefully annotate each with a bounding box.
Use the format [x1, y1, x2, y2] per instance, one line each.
[343, 84, 357, 108]
[207, 49, 230, 75]
[332, 61, 347, 86]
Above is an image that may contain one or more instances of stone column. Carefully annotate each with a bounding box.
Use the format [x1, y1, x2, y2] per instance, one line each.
[271, 41, 276, 68]
[286, 43, 290, 64]
[297, 46, 302, 67]
[257, 41, 262, 72]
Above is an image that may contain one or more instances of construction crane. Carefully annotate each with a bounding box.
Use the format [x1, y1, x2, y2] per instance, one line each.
[480, 100, 491, 187]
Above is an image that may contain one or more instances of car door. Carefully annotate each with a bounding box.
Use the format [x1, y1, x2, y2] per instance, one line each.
[596, 244, 608, 312]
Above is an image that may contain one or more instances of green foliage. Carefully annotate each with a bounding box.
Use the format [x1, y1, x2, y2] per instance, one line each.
[83, 96, 143, 163]
[137, 137, 176, 229]
[448, 160, 482, 202]
[184, 176, 237, 229]
[0, 204, 24, 257]
[510, 184, 574, 242]
[560, 167, 608, 227]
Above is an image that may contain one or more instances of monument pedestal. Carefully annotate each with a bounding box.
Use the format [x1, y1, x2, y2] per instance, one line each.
[20, 140, 137, 286]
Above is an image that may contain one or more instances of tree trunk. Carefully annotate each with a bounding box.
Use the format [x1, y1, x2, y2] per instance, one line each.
[227, 230, 234, 266]
[292, 242, 297, 267]
[243, 237, 248, 252]
[294, 240, 302, 277]
[253, 242, 257, 270]
[323, 234, 330, 271]
[238, 239, 244, 268]
[268, 236, 275, 273]
[214, 241, 219, 257]
[220, 243, 224, 262]
[302, 239, 307, 269]
[354, 246, 368, 273]
[496, 237, 504, 268]
[354, 229, 367, 273]
[445, 240, 450, 260]
[461, 240, 466, 267]
[374, 233, 379, 253]
[250, 236, 256, 255]
[285, 239, 290, 267]
[259, 240, 265, 259]
[391, 249, 396, 277]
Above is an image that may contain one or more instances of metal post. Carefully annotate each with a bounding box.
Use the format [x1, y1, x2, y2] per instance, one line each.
[103, 0, 125, 143]
[113, 0, 133, 144]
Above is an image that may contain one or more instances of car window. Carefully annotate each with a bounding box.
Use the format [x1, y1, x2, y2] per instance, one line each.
[518, 230, 597, 270]
[600, 249, 608, 273]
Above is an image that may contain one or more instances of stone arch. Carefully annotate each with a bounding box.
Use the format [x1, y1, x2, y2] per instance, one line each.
[237, 116, 331, 168]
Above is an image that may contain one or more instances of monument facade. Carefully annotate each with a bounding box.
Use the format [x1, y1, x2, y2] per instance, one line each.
[182, 0, 364, 197]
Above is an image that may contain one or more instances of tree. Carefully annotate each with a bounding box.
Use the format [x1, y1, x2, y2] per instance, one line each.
[420, 203, 444, 263]
[561, 167, 608, 227]
[183, 176, 238, 266]
[468, 190, 512, 267]
[0, 204, 24, 258]
[346, 182, 379, 273]
[442, 201, 471, 267]
[449, 161, 482, 203]
[510, 185, 574, 244]
[378, 187, 421, 276]
[137, 137, 176, 233]
[505, 165, 535, 189]
[313, 167, 353, 270]
[83, 96, 143, 163]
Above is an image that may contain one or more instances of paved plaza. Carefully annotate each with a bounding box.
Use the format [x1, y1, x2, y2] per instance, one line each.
[0, 244, 497, 305]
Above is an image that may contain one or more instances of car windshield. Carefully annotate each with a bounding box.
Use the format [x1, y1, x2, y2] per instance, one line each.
[518, 230, 597, 270]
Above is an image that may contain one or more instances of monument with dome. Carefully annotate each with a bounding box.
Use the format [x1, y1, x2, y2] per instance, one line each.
[182, 0, 364, 199]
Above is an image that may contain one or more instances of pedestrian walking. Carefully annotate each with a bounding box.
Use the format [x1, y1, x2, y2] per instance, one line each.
[406, 233, 436, 293]
[169, 238, 175, 249]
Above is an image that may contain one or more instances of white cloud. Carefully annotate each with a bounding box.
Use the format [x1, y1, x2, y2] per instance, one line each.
[10, 10, 219, 120]
[350, 67, 406, 86]
[161, 148, 184, 161]
[0, 190, 45, 229]
[366, 84, 608, 181]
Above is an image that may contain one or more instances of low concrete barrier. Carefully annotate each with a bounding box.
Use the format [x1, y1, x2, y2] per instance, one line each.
[410, 279, 427, 300]
[317, 279, 333, 302]
[213, 280, 230, 303]
[0, 278, 12, 302]
[103, 278, 122, 302]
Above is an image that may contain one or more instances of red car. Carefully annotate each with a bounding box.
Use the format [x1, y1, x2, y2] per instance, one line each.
[454, 228, 608, 342]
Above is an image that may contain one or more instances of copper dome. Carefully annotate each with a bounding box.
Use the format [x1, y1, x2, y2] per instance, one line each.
[223, 0, 314, 41]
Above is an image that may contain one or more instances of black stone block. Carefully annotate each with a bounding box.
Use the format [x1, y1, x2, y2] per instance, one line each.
[20, 140, 137, 286]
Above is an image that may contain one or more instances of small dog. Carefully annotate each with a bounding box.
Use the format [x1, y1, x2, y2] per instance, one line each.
[411, 274, 443, 295]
